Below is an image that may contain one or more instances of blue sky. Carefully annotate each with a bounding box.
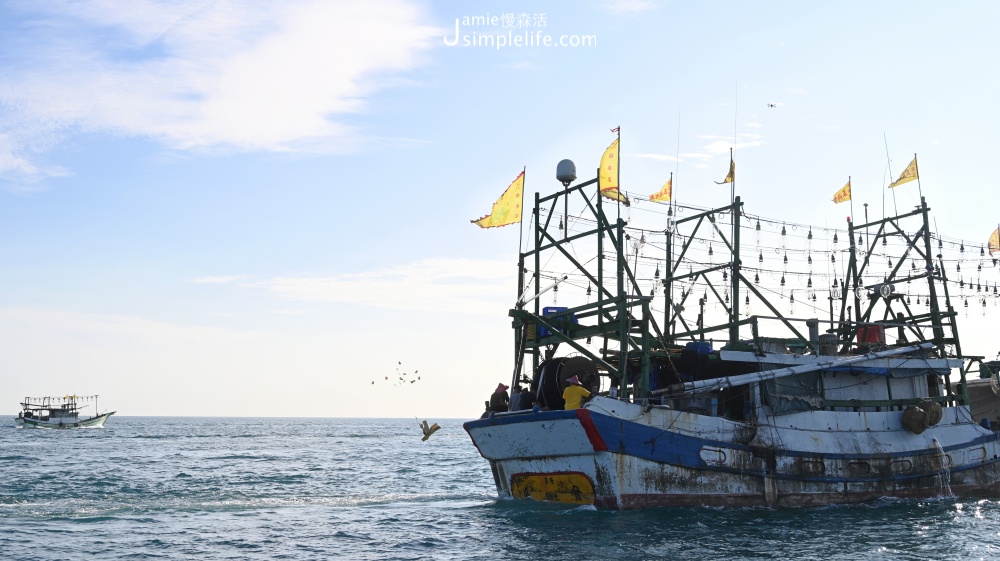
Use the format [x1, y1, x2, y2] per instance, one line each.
[1, 0, 999, 418]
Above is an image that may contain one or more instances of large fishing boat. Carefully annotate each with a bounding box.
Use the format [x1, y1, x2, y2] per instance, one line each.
[464, 158, 1000, 508]
[15, 395, 115, 429]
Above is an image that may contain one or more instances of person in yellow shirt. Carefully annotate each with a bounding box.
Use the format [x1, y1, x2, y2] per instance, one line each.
[562, 375, 591, 410]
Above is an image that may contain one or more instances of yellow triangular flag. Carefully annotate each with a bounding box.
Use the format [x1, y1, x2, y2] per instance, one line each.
[833, 179, 851, 204]
[715, 154, 734, 184]
[888, 156, 918, 189]
[989, 227, 1000, 256]
[649, 174, 672, 202]
[599, 138, 630, 206]
[472, 171, 524, 228]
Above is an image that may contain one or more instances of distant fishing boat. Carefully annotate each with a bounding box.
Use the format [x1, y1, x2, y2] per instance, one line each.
[464, 156, 1000, 509]
[15, 395, 114, 429]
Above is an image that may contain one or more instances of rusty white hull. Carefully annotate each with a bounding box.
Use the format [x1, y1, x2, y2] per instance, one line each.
[464, 397, 1000, 509]
[15, 411, 114, 429]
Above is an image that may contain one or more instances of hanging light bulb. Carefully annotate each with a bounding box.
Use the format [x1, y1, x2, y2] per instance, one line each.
[833, 232, 839, 245]
[559, 218, 564, 231]
[744, 294, 752, 317]
[831, 253, 836, 264]
[833, 278, 839, 289]
[983, 298, 988, 317]
[981, 245, 986, 257]
[723, 269, 728, 281]
[654, 264, 660, 279]
[586, 283, 592, 297]
[780, 275, 786, 286]
[709, 244, 714, 257]
[807, 254, 813, 266]
[789, 292, 796, 314]
[938, 238, 943, 249]
[783, 252, 788, 265]
[759, 251, 764, 263]
[755, 220, 762, 245]
[553, 282, 558, 304]
[808, 228, 813, 240]
[807, 276, 813, 288]
[754, 272, 760, 284]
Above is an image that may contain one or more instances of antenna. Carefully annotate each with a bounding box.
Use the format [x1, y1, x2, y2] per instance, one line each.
[883, 132, 897, 216]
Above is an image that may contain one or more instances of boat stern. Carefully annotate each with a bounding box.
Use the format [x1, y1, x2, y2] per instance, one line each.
[464, 407, 612, 507]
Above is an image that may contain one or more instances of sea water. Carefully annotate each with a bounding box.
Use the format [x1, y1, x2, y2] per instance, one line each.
[1, 416, 999, 560]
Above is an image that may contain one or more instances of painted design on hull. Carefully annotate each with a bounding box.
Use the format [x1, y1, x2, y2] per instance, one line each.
[511, 472, 595, 505]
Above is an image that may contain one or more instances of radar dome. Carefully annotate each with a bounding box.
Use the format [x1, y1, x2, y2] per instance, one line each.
[556, 160, 577, 186]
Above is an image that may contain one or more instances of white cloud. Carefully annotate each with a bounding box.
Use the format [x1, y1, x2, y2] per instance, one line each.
[226, 258, 515, 315]
[680, 133, 764, 160]
[191, 275, 248, 284]
[0, 0, 441, 184]
[604, 0, 657, 14]
[633, 153, 680, 162]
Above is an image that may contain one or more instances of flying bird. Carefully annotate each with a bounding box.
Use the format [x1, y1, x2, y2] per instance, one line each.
[373, 362, 424, 387]
[419, 419, 441, 441]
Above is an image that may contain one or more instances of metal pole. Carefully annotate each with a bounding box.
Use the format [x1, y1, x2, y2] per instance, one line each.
[654, 342, 934, 397]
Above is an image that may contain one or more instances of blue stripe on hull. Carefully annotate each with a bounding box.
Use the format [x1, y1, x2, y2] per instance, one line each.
[467, 409, 1000, 487]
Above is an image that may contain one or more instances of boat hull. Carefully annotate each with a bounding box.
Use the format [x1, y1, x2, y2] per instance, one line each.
[15, 411, 115, 429]
[464, 398, 1000, 509]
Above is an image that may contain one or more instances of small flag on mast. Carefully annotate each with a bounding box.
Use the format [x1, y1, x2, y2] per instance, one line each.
[989, 227, 1000, 256]
[471, 171, 524, 228]
[599, 138, 630, 206]
[649, 173, 672, 202]
[833, 179, 852, 204]
[715, 151, 734, 184]
[888, 156, 918, 188]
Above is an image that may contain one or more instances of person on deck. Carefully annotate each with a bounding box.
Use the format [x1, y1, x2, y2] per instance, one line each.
[512, 387, 536, 411]
[508, 385, 522, 411]
[488, 383, 510, 413]
[562, 375, 591, 410]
